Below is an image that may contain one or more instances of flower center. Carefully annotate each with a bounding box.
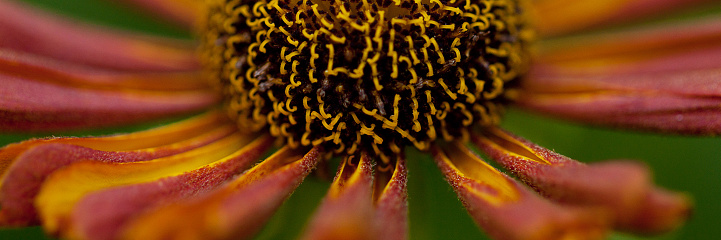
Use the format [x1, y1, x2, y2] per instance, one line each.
[200, 0, 532, 161]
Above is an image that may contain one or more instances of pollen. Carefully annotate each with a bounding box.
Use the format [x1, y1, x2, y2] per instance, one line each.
[200, 0, 532, 162]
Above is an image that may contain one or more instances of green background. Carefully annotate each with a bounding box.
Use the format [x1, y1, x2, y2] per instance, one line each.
[1, 1, 719, 239]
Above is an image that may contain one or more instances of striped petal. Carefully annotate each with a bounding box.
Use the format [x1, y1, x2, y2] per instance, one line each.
[470, 128, 692, 233]
[520, 16, 721, 134]
[114, 0, 203, 28]
[0, 110, 228, 175]
[0, 0, 198, 71]
[533, 0, 717, 36]
[432, 142, 609, 240]
[0, 74, 218, 131]
[68, 136, 273, 240]
[0, 50, 207, 91]
[119, 147, 321, 240]
[0, 112, 236, 226]
[537, 16, 721, 65]
[301, 154, 408, 240]
[34, 132, 256, 235]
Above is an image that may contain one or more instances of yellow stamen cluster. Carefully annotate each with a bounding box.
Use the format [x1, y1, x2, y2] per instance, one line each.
[200, 0, 532, 162]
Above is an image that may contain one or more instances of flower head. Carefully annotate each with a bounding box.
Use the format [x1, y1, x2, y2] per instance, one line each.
[1, 0, 719, 239]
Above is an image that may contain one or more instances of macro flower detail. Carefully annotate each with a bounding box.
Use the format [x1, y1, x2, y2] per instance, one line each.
[200, 0, 532, 161]
[0, 0, 718, 240]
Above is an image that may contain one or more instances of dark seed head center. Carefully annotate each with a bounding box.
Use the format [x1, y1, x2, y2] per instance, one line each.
[201, 0, 532, 162]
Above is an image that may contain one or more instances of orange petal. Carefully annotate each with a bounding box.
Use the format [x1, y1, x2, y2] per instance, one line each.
[34, 132, 255, 235]
[537, 15, 721, 64]
[301, 154, 375, 240]
[68, 136, 273, 240]
[0, 50, 208, 91]
[533, 0, 717, 36]
[0, 0, 198, 71]
[0, 74, 219, 132]
[0, 110, 228, 175]
[120, 147, 321, 240]
[0, 119, 236, 226]
[115, 0, 202, 28]
[300, 154, 408, 240]
[471, 128, 692, 233]
[432, 142, 609, 240]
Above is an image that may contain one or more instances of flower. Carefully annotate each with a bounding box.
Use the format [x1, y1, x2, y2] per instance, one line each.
[0, 0, 719, 239]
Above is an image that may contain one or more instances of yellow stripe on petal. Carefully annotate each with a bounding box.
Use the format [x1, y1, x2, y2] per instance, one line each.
[435, 143, 520, 206]
[0, 111, 227, 177]
[64, 135, 273, 240]
[301, 154, 375, 240]
[35, 132, 254, 234]
[471, 128, 693, 234]
[0, 123, 237, 226]
[120, 147, 321, 240]
[475, 128, 549, 165]
[302, 153, 409, 240]
[432, 143, 609, 240]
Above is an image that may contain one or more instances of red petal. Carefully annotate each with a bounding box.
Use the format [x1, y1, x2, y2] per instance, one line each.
[300, 153, 409, 240]
[516, 89, 721, 134]
[0, 75, 218, 131]
[0, 0, 198, 71]
[522, 16, 721, 134]
[69, 136, 273, 240]
[0, 50, 208, 91]
[120, 147, 322, 240]
[533, 0, 717, 36]
[432, 143, 609, 240]
[300, 154, 375, 240]
[0, 124, 235, 226]
[0, 110, 229, 175]
[34, 132, 255, 235]
[373, 156, 409, 240]
[537, 16, 721, 64]
[471, 128, 692, 233]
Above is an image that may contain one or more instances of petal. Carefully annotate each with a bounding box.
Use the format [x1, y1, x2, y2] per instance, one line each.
[533, 0, 717, 36]
[0, 50, 208, 91]
[120, 147, 322, 240]
[373, 156, 409, 240]
[470, 128, 692, 233]
[68, 136, 273, 240]
[432, 142, 609, 240]
[0, 110, 228, 175]
[0, 74, 219, 131]
[114, 0, 202, 28]
[537, 16, 721, 65]
[515, 90, 721, 134]
[34, 132, 255, 234]
[520, 16, 721, 134]
[0, 116, 237, 226]
[0, 0, 198, 71]
[300, 154, 408, 240]
[300, 155, 375, 240]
